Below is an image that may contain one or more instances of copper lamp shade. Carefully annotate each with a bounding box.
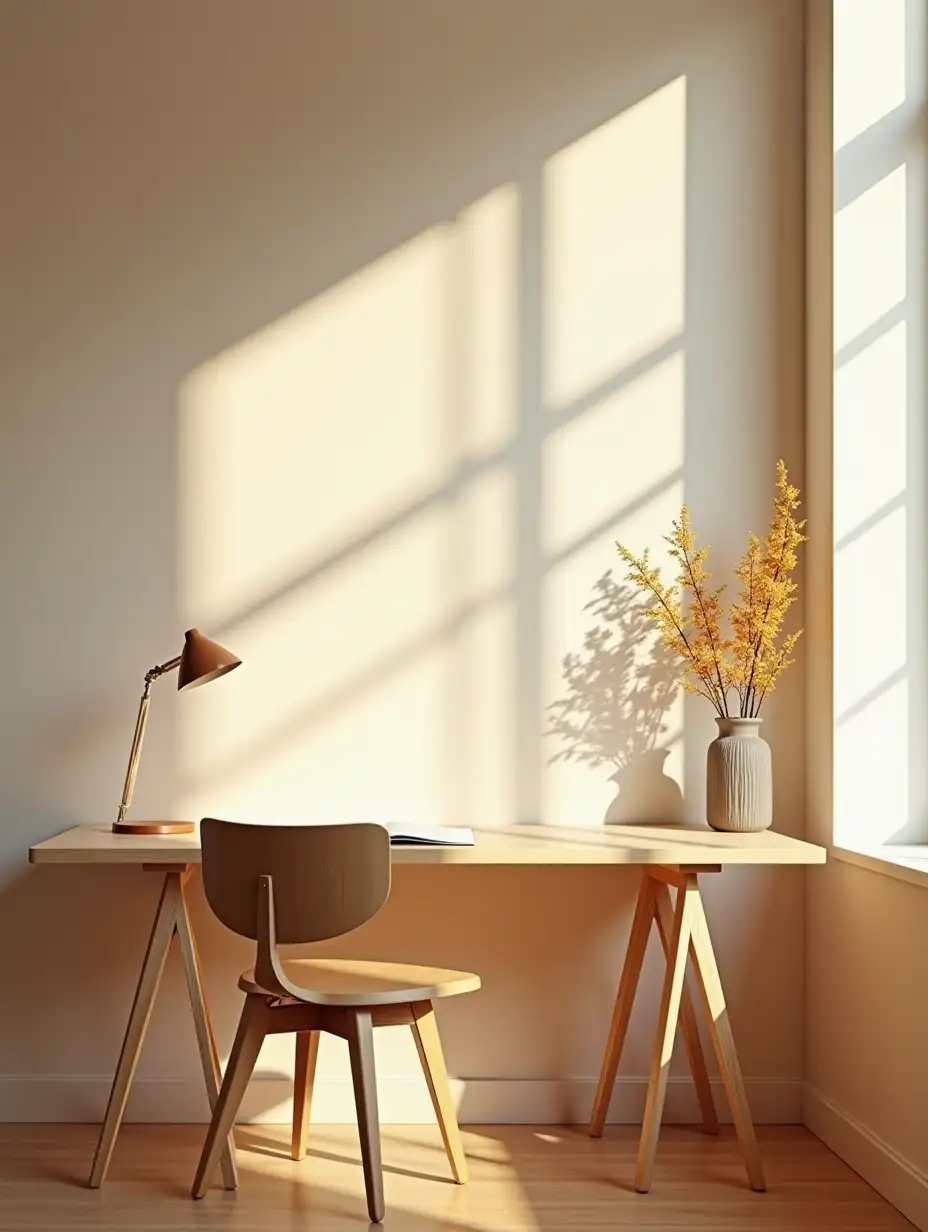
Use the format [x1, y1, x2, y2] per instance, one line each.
[177, 628, 242, 691]
[113, 629, 241, 836]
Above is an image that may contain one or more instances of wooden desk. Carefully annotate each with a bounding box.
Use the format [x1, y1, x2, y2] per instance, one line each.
[29, 822, 825, 1194]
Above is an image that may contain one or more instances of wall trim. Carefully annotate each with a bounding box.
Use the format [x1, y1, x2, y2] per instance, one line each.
[804, 1084, 928, 1232]
[0, 1074, 801, 1126]
[832, 845, 928, 893]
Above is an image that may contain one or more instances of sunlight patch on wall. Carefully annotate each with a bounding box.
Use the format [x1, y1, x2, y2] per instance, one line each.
[178, 187, 518, 826]
[542, 351, 684, 558]
[834, 323, 906, 544]
[834, 507, 906, 728]
[541, 353, 685, 826]
[543, 76, 686, 412]
[179, 506, 451, 822]
[542, 482, 686, 828]
[833, 506, 907, 847]
[833, 167, 906, 354]
[180, 228, 451, 630]
[457, 186, 520, 459]
[253, 1030, 467, 1119]
[835, 678, 908, 850]
[445, 466, 516, 826]
[833, 0, 905, 152]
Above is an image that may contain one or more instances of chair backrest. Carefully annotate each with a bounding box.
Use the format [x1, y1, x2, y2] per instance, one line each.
[200, 818, 391, 945]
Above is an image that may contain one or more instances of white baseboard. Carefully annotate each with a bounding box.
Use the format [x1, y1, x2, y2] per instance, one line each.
[804, 1084, 928, 1232]
[0, 1074, 800, 1125]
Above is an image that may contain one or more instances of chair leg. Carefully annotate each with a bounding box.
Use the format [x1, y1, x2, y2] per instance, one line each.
[411, 1002, 467, 1183]
[346, 1010, 385, 1223]
[291, 1030, 320, 1161]
[192, 995, 267, 1199]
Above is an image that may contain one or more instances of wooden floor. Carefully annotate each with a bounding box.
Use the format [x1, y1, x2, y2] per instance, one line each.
[0, 1123, 914, 1231]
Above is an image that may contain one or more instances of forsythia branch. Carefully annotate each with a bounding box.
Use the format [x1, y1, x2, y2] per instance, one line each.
[616, 460, 804, 719]
[617, 545, 727, 716]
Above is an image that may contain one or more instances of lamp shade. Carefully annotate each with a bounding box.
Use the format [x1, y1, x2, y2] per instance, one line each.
[177, 628, 241, 691]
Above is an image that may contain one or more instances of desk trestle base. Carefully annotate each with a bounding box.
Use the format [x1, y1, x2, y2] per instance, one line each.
[588, 865, 766, 1194]
[89, 861, 767, 1195]
[88, 865, 237, 1190]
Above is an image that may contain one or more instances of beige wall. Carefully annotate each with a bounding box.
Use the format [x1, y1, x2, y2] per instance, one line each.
[804, 2, 928, 1228]
[0, 0, 805, 1123]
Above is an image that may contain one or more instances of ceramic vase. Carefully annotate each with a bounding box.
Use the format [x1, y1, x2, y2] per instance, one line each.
[706, 717, 772, 832]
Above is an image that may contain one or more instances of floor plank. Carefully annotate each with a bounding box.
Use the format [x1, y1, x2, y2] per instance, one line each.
[0, 1123, 915, 1230]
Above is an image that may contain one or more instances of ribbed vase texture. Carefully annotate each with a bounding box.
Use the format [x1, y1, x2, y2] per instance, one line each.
[706, 718, 772, 832]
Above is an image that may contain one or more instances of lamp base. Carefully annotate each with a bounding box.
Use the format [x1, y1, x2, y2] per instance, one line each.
[112, 820, 196, 836]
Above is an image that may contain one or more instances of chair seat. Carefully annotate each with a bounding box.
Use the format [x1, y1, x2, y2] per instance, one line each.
[238, 957, 481, 1006]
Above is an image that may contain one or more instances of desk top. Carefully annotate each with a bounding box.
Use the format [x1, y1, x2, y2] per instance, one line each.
[29, 823, 826, 867]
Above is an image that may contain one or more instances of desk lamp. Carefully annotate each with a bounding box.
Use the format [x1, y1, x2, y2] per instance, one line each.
[114, 628, 241, 835]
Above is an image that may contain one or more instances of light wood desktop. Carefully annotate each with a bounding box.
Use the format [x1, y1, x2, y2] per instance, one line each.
[29, 821, 825, 1195]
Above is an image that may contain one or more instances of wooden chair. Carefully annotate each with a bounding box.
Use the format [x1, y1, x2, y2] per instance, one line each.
[191, 818, 480, 1222]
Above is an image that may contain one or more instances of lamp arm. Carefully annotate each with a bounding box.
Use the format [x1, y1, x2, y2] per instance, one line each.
[144, 654, 182, 685]
[115, 657, 182, 825]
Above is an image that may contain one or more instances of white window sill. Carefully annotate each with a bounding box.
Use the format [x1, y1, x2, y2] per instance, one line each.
[832, 844, 928, 891]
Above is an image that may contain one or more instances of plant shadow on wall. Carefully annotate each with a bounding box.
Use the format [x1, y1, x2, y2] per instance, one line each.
[546, 570, 683, 825]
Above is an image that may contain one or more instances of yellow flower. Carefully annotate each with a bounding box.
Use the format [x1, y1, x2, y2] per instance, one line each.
[616, 460, 805, 718]
[731, 460, 806, 715]
[664, 506, 731, 716]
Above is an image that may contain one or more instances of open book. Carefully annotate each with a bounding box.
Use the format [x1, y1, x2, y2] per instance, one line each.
[384, 824, 475, 847]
